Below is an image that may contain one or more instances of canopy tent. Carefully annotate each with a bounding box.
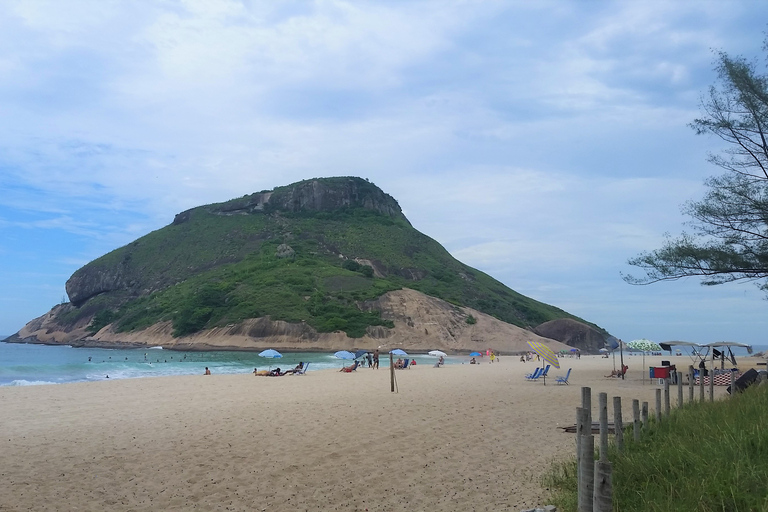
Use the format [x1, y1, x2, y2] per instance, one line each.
[701, 342, 753, 370]
[660, 341, 706, 365]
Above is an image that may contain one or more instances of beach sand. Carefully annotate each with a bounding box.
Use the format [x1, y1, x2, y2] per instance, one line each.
[0, 354, 737, 511]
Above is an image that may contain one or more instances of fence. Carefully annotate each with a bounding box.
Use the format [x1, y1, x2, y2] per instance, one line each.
[575, 365, 736, 512]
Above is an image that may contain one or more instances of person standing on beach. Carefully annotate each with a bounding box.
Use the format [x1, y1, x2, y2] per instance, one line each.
[373, 349, 379, 369]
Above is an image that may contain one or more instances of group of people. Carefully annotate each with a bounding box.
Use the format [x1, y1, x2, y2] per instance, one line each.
[394, 358, 416, 369]
[252, 362, 305, 377]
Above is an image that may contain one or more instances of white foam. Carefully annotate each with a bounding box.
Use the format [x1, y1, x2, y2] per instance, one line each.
[4, 379, 59, 386]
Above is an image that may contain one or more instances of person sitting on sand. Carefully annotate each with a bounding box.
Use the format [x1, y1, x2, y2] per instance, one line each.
[394, 358, 403, 369]
[340, 361, 359, 372]
[253, 369, 271, 376]
[204, 367, 211, 375]
[470, 357, 477, 364]
[434, 356, 444, 368]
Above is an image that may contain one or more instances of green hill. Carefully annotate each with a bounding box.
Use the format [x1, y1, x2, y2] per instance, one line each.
[57, 177, 596, 339]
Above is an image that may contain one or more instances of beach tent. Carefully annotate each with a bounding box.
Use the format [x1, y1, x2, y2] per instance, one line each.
[701, 341, 753, 370]
[660, 341, 705, 365]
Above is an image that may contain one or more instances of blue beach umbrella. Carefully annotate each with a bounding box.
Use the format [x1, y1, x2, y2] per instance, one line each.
[334, 350, 356, 360]
[469, 352, 482, 357]
[389, 349, 408, 356]
[354, 350, 369, 360]
[258, 349, 283, 359]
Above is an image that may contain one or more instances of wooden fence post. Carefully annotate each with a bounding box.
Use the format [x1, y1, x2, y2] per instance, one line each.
[677, 371, 683, 408]
[655, 388, 662, 422]
[613, 396, 624, 452]
[632, 399, 640, 442]
[593, 459, 613, 512]
[598, 393, 608, 460]
[709, 367, 715, 402]
[730, 371, 736, 396]
[664, 379, 670, 417]
[688, 365, 695, 403]
[578, 432, 595, 512]
[699, 369, 705, 402]
[641, 401, 648, 427]
[582, 386, 592, 427]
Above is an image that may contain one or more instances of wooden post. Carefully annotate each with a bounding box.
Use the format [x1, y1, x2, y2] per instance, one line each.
[576, 406, 589, 508]
[688, 365, 695, 403]
[699, 369, 705, 402]
[664, 379, 670, 417]
[641, 401, 648, 427]
[390, 353, 395, 393]
[613, 396, 624, 452]
[598, 392, 608, 461]
[593, 459, 613, 512]
[710, 349, 715, 402]
[582, 387, 592, 427]
[730, 371, 736, 396]
[578, 433, 595, 512]
[632, 399, 640, 442]
[677, 371, 683, 408]
[655, 388, 662, 422]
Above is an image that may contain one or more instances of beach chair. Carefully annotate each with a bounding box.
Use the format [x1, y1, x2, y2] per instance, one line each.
[294, 363, 309, 375]
[555, 368, 572, 385]
[402, 358, 410, 369]
[530, 364, 550, 381]
[525, 367, 542, 380]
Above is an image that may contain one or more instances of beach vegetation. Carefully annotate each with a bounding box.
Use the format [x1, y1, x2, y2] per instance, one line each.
[544, 384, 768, 511]
[625, 42, 768, 296]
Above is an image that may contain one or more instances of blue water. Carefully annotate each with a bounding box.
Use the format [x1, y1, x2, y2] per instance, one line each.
[0, 342, 450, 386]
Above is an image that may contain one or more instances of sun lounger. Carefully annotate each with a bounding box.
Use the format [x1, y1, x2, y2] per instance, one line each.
[293, 363, 309, 375]
[555, 368, 572, 385]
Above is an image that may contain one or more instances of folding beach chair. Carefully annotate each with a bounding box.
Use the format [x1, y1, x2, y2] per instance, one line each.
[555, 368, 572, 385]
[525, 367, 543, 381]
[294, 363, 309, 375]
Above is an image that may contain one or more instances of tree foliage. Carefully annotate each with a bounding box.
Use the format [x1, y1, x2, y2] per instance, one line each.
[625, 43, 768, 293]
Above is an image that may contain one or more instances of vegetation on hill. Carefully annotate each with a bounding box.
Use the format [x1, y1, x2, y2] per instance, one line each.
[58, 177, 598, 339]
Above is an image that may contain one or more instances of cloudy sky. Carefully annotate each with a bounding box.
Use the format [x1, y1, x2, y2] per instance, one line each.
[1, 0, 767, 346]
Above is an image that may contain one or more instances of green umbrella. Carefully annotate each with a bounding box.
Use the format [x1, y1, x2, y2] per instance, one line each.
[627, 339, 662, 384]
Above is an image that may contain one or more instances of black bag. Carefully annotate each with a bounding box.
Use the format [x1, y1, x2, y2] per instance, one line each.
[727, 368, 758, 394]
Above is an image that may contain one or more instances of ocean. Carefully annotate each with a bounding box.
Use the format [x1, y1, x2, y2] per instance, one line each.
[0, 342, 447, 386]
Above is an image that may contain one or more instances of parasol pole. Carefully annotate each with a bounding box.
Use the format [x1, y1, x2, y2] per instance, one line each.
[620, 339, 625, 380]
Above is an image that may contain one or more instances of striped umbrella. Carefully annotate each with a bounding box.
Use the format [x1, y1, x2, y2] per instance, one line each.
[526, 340, 560, 369]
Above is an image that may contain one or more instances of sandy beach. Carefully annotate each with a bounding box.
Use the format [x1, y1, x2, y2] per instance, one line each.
[0, 354, 739, 511]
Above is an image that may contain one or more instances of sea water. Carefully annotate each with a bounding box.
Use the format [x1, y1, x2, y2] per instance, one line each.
[0, 342, 450, 386]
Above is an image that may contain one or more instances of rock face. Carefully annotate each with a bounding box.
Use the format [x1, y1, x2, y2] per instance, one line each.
[533, 318, 609, 354]
[11, 289, 571, 354]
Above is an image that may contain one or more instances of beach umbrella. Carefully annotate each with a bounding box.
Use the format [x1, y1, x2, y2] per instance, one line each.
[599, 348, 608, 353]
[390, 349, 408, 356]
[258, 349, 282, 358]
[627, 339, 661, 353]
[627, 339, 662, 384]
[334, 350, 356, 360]
[526, 341, 560, 369]
[469, 351, 482, 357]
[354, 349, 369, 360]
[428, 350, 447, 357]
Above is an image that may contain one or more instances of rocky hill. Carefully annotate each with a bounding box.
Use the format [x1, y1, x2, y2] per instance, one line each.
[9, 177, 612, 352]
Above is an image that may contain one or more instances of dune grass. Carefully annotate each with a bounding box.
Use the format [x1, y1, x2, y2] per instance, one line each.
[544, 383, 768, 511]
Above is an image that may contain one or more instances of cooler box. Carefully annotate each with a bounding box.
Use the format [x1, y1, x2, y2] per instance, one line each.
[653, 366, 671, 379]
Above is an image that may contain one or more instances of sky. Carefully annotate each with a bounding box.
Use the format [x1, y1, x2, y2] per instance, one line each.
[1, 0, 768, 346]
